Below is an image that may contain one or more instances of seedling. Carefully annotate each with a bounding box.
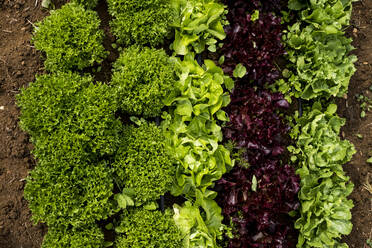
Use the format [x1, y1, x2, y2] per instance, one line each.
[41, 0, 51, 8]
[362, 173, 372, 195]
[356, 93, 372, 118]
[367, 150, 372, 164]
[367, 239, 372, 248]
[356, 133, 363, 139]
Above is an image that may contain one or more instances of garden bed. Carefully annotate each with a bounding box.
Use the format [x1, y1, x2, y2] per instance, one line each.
[0, 0, 371, 247]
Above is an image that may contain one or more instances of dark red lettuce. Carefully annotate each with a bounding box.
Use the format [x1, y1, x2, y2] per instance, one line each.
[217, 1, 299, 247]
[217, 84, 300, 247]
[223, 0, 284, 12]
[216, 162, 300, 248]
[221, 6, 284, 84]
[224, 82, 290, 165]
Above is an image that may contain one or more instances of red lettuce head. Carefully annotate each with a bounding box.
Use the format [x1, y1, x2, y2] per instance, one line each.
[224, 83, 290, 165]
[216, 162, 300, 248]
[221, 7, 284, 84]
[223, 0, 284, 12]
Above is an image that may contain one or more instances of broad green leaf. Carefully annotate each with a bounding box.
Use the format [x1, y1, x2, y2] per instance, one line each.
[233, 63, 247, 78]
[288, 0, 307, 10]
[175, 99, 193, 116]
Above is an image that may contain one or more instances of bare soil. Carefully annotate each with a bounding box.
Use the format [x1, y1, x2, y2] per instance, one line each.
[338, 1, 372, 247]
[0, 1, 49, 247]
[0, 0, 370, 248]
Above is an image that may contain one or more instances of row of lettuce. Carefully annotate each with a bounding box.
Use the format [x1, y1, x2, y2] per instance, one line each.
[18, 0, 234, 247]
[215, 0, 301, 247]
[215, 0, 356, 246]
[17, 0, 356, 247]
[279, 0, 357, 247]
[19, 1, 183, 247]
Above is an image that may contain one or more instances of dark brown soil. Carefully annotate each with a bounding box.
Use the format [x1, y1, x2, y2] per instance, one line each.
[0, 1, 370, 248]
[0, 1, 49, 247]
[338, 1, 372, 247]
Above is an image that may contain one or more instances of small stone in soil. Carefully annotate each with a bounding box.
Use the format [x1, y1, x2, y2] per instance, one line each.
[15, 71, 23, 78]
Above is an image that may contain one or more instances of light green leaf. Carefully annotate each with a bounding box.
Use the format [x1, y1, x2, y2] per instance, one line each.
[175, 100, 193, 117]
[105, 223, 113, 230]
[218, 55, 225, 65]
[251, 175, 257, 192]
[41, 0, 51, 8]
[103, 241, 114, 247]
[116, 194, 127, 209]
[251, 10, 259, 22]
[233, 63, 247, 78]
[143, 201, 158, 210]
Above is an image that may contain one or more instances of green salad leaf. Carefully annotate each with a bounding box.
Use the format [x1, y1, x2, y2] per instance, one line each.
[171, 0, 227, 55]
[274, 0, 356, 101]
[116, 208, 183, 248]
[290, 103, 355, 248]
[32, 3, 107, 72]
[173, 190, 224, 248]
[108, 0, 175, 47]
[41, 223, 105, 248]
[162, 54, 234, 197]
[113, 122, 175, 205]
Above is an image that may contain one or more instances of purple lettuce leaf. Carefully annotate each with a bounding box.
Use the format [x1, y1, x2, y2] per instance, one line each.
[216, 162, 300, 248]
[217, 83, 300, 247]
[223, 0, 284, 13]
[221, 7, 285, 84]
[223, 83, 290, 165]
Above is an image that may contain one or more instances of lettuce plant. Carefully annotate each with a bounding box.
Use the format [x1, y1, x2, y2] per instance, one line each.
[162, 53, 233, 247]
[115, 208, 182, 248]
[111, 46, 177, 117]
[173, 190, 226, 248]
[113, 122, 175, 205]
[217, 162, 300, 247]
[25, 143, 115, 227]
[71, 0, 98, 9]
[223, 83, 290, 165]
[108, 0, 175, 47]
[171, 0, 227, 55]
[41, 223, 105, 248]
[32, 2, 107, 72]
[289, 103, 355, 248]
[162, 54, 234, 197]
[17, 72, 121, 157]
[221, 8, 284, 84]
[276, 1, 357, 247]
[216, 83, 300, 247]
[18, 72, 122, 227]
[277, 24, 356, 100]
[223, 0, 283, 12]
[274, 0, 356, 100]
[288, 0, 352, 29]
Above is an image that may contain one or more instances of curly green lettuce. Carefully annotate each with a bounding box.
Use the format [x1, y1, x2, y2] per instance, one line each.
[113, 122, 175, 205]
[108, 0, 175, 47]
[32, 2, 107, 72]
[115, 208, 183, 248]
[111, 46, 177, 117]
[41, 223, 105, 248]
